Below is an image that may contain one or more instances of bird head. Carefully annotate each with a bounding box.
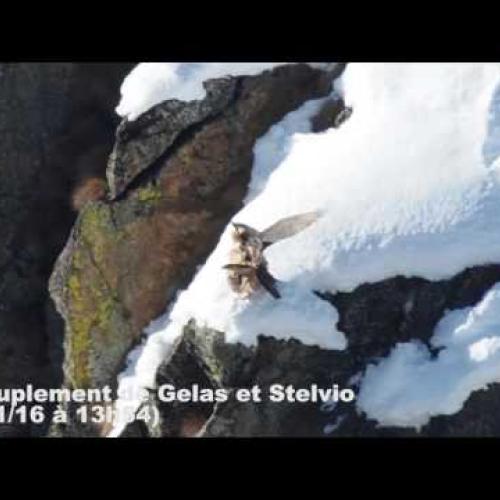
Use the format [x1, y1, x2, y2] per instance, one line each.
[231, 222, 255, 243]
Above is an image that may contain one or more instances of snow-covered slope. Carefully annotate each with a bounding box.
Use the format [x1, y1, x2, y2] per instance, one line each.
[110, 90, 339, 435]
[116, 63, 332, 120]
[170, 63, 500, 338]
[111, 63, 500, 435]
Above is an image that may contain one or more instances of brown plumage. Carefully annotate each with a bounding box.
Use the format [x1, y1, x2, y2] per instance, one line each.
[223, 211, 321, 299]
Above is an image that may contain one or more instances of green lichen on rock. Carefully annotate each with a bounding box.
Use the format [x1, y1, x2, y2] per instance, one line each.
[78, 202, 122, 259]
[135, 184, 163, 204]
[62, 201, 133, 388]
[48, 65, 338, 437]
[66, 273, 92, 387]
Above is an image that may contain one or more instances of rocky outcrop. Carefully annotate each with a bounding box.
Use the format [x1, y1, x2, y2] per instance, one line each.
[107, 78, 239, 199]
[127, 264, 500, 437]
[49, 64, 336, 402]
[0, 63, 133, 437]
[45, 62, 500, 438]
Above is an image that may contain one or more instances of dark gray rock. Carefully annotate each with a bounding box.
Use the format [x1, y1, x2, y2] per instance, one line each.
[310, 96, 353, 132]
[0, 63, 133, 437]
[107, 77, 239, 199]
[131, 264, 500, 437]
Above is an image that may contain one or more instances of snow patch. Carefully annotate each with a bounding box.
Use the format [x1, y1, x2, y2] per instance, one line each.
[116, 62, 333, 121]
[357, 283, 500, 429]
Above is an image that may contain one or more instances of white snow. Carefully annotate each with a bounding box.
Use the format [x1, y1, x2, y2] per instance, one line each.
[108, 307, 180, 437]
[109, 93, 338, 436]
[110, 62, 500, 435]
[152, 92, 350, 350]
[324, 415, 346, 434]
[256, 63, 500, 292]
[357, 283, 500, 429]
[115, 63, 333, 121]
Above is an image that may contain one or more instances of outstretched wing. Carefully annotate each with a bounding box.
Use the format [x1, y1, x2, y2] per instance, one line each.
[260, 211, 321, 247]
[256, 265, 281, 299]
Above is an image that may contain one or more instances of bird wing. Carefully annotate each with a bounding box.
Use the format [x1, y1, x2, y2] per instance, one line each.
[260, 211, 321, 246]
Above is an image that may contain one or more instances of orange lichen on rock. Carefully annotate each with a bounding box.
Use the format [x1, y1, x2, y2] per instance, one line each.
[71, 177, 107, 211]
[179, 412, 208, 437]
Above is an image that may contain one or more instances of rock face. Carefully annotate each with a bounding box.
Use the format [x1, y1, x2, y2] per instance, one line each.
[42, 63, 500, 438]
[129, 264, 500, 438]
[49, 64, 336, 400]
[0, 63, 133, 437]
[107, 78, 239, 199]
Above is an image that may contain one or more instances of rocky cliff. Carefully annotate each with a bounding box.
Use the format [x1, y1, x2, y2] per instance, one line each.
[0, 63, 134, 437]
[48, 64, 337, 436]
[3, 63, 500, 438]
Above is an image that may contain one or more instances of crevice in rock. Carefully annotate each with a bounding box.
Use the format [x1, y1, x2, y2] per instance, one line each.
[107, 76, 241, 199]
[112, 79, 242, 202]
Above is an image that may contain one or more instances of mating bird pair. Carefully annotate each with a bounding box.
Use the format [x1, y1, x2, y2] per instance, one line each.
[223, 211, 321, 299]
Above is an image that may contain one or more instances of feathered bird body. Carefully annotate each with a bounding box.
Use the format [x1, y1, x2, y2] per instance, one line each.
[224, 211, 321, 299]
